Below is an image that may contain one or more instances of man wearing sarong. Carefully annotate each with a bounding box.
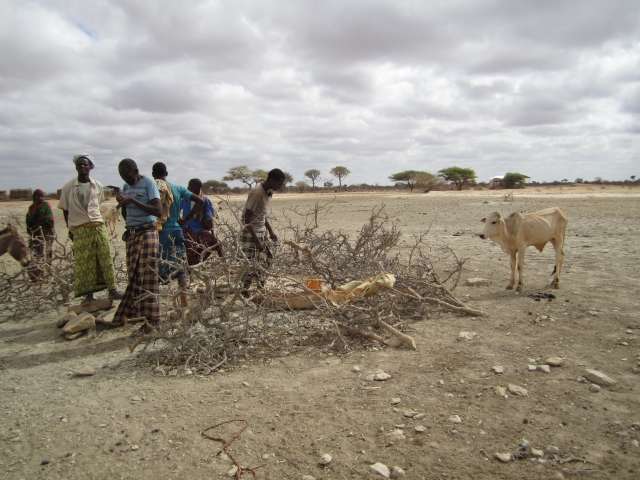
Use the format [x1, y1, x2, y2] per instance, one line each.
[151, 163, 204, 299]
[180, 178, 223, 266]
[26, 189, 54, 281]
[58, 155, 121, 303]
[113, 159, 162, 330]
[241, 168, 285, 296]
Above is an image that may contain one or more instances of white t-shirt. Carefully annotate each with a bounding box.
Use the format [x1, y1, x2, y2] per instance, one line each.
[58, 178, 105, 228]
[242, 183, 270, 234]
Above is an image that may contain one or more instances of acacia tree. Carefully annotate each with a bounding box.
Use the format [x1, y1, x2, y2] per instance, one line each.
[304, 169, 321, 188]
[251, 169, 268, 186]
[437, 166, 477, 190]
[203, 179, 229, 193]
[389, 170, 435, 192]
[502, 172, 529, 189]
[330, 166, 351, 188]
[223, 166, 254, 187]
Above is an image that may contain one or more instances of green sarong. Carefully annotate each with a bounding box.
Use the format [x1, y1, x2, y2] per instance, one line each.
[71, 222, 116, 297]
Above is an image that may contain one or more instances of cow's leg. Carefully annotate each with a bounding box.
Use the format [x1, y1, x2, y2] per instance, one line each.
[549, 237, 564, 289]
[515, 247, 526, 292]
[506, 250, 517, 290]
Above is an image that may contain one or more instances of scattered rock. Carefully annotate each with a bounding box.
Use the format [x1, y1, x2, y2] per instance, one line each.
[70, 367, 96, 378]
[40, 458, 50, 466]
[587, 310, 599, 317]
[545, 356, 564, 367]
[414, 425, 427, 433]
[403, 410, 418, 418]
[491, 366, 504, 374]
[387, 429, 406, 442]
[56, 311, 77, 328]
[242, 381, 250, 387]
[531, 448, 544, 458]
[632, 440, 639, 448]
[545, 445, 561, 455]
[319, 453, 332, 466]
[96, 311, 116, 325]
[68, 298, 113, 314]
[465, 277, 489, 287]
[390, 466, 406, 478]
[64, 331, 85, 341]
[457, 331, 477, 341]
[227, 465, 238, 477]
[448, 415, 463, 424]
[538, 365, 551, 374]
[495, 386, 507, 397]
[589, 383, 601, 393]
[63, 312, 95, 334]
[583, 369, 616, 387]
[352, 365, 362, 373]
[495, 452, 512, 463]
[413, 413, 425, 420]
[130, 395, 143, 402]
[507, 384, 528, 396]
[527, 364, 537, 371]
[390, 397, 401, 405]
[302, 476, 316, 480]
[370, 462, 391, 478]
[373, 371, 392, 381]
[130, 444, 139, 451]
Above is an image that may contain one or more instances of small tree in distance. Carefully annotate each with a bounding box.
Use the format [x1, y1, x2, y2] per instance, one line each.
[502, 172, 529, 189]
[330, 166, 351, 188]
[252, 169, 268, 186]
[304, 169, 321, 189]
[438, 166, 477, 190]
[223, 166, 254, 188]
[203, 179, 229, 194]
[389, 170, 433, 192]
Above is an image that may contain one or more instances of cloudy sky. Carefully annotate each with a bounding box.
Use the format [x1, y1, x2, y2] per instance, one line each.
[1, 0, 638, 191]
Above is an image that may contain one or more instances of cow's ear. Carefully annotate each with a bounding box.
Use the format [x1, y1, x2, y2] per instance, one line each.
[480, 217, 486, 223]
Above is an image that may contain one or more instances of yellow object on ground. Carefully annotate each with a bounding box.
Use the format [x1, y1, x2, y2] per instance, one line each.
[268, 273, 396, 310]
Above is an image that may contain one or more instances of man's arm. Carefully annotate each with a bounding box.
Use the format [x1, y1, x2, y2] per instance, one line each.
[116, 193, 162, 218]
[265, 219, 278, 242]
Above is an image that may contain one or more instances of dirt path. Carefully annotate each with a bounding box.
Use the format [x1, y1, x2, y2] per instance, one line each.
[1, 191, 639, 479]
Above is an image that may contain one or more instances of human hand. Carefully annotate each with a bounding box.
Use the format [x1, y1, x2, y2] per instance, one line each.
[116, 193, 132, 206]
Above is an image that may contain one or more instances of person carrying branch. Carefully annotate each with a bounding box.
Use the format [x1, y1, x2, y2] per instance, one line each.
[113, 158, 162, 330]
[240, 168, 285, 296]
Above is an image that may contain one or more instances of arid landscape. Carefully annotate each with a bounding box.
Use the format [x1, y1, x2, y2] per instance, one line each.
[1, 186, 639, 480]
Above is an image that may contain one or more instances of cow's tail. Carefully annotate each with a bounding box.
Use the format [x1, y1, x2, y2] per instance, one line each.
[551, 216, 568, 277]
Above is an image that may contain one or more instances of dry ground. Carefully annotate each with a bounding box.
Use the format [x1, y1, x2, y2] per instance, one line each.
[1, 187, 639, 480]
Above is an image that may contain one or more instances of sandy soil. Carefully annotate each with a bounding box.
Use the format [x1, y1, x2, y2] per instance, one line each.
[1, 188, 639, 479]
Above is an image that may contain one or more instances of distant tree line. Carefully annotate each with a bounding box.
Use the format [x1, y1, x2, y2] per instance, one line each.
[198, 163, 638, 195]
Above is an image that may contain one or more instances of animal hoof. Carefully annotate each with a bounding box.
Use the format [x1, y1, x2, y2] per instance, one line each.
[505, 285, 514, 290]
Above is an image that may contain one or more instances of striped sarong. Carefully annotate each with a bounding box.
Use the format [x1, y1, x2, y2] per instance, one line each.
[71, 222, 116, 297]
[113, 228, 160, 326]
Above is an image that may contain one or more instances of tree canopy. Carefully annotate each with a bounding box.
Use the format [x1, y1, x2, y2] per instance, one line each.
[438, 166, 477, 190]
[389, 170, 435, 192]
[304, 169, 321, 188]
[223, 166, 254, 187]
[330, 166, 351, 187]
[502, 172, 529, 189]
[203, 179, 229, 193]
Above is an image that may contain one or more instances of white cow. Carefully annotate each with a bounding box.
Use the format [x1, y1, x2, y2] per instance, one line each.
[480, 207, 568, 291]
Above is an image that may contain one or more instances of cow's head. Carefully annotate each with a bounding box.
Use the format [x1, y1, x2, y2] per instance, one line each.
[479, 212, 502, 240]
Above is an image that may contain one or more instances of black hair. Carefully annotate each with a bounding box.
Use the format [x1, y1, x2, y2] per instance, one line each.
[152, 162, 168, 178]
[119, 158, 138, 171]
[188, 178, 202, 189]
[267, 168, 285, 182]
